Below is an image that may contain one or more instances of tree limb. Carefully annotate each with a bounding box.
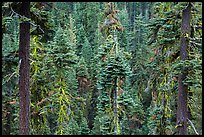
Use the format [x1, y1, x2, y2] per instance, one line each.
[187, 118, 199, 135]
[10, 6, 44, 34]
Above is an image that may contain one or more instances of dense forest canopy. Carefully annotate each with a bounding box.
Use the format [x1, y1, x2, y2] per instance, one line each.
[2, 2, 202, 135]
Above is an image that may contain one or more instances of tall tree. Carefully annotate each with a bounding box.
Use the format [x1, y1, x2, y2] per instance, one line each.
[92, 2, 135, 135]
[19, 2, 30, 135]
[176, 2, 191, 135]
[2, 2, 202, 135]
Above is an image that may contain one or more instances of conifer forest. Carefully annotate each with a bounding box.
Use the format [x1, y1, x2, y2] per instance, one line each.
[2, 2, 202, 135]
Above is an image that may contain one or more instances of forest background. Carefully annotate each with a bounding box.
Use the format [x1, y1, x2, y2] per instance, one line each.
[2, 2, 202, 135]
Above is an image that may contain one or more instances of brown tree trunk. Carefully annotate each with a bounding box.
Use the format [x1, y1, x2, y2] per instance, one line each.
[176, 2, 191, 135]
[19, 2, 30, 135]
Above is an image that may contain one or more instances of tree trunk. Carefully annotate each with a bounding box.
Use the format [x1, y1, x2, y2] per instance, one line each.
[19, 2, 30, 135]
[176, 2, 191, 135]
[133, 2, 136, 27]
[88, 86, 98, 129]
[113, 77, 119, 135]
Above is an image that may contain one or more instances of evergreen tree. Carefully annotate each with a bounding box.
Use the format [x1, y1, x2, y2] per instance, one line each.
[1, 2, 202, 135]
[92, 2, 144, 135]
[45, 13, 79, 134]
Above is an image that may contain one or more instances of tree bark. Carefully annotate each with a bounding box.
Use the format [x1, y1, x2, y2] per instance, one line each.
[176, 2, 191, 135]
[19, 2, 30, 135]
[113, 77, 119, 135]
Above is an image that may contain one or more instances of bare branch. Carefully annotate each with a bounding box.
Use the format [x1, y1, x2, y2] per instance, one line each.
[10, 7, 23, 18]
[187, 118, 199, 135]
[10, 6, 44, 34]
[29, 21, 44, 34]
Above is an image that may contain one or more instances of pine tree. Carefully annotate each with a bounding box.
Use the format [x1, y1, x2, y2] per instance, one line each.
[2, 2, 202, 135]
[48, 26, 78, 69]
[92, 2, 142, 135]
[45, 13, 79, 134]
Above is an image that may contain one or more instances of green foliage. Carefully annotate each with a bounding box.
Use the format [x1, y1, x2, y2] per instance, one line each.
[76, 25, 87, 56]
[47, 25, 78, 68]
[2, 12, 20, 135]
[29, 36, 51, 135]
[118, 90, 145, 135]
[116, 8, 130, 50]
[93, 3, 145, 135]
[146, 2, 202, 135]
[2, 2, 202, 135]
[145, 105, 163, 135]
[79, 117, 90, 135]
[81, 35, 92, 65]
[65, 118, 80, 135]
[76, 57, 89, 78]
[91, 111, 112, 135]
